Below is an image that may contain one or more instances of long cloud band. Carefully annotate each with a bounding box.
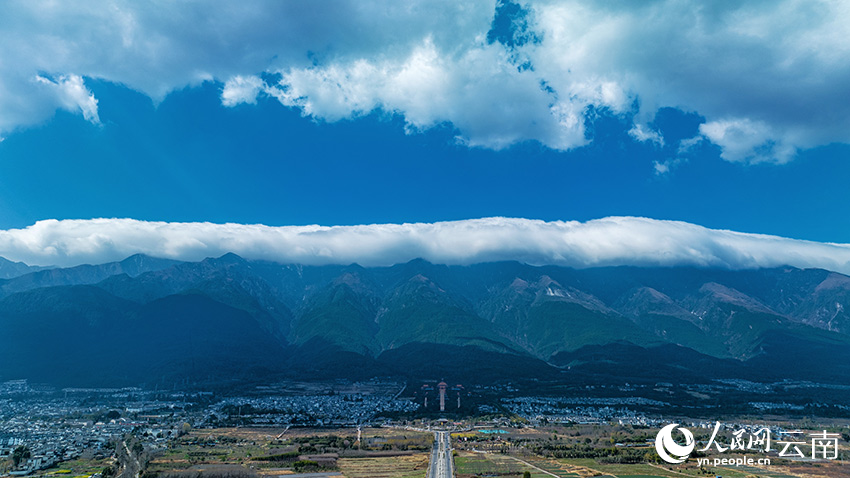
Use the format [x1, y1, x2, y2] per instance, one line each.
[0, 217, 849, 273]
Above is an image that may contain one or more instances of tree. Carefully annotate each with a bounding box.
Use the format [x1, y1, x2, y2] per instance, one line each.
[12, 446, 31, 467]
[523, 472, 531, 478]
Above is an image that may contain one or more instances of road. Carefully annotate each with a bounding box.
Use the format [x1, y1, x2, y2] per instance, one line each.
[427, 431, 454, 478]
[118, 440, 141, 478]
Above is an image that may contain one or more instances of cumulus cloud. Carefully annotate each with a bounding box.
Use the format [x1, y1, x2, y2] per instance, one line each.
[221, 75, 266, 107]
[1, 217, 850, 275]
[264, 39, 587, 149]
[525, 0, 850, 162]
[0, 0, 493, 132]
[699, 118, 795, 164]
[1, 1, 849, 161]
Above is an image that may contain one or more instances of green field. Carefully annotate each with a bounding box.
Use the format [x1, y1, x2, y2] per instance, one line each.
[29, 458, 114, 478]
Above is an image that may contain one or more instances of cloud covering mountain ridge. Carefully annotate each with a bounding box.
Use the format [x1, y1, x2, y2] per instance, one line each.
[2, 216, 849, 273]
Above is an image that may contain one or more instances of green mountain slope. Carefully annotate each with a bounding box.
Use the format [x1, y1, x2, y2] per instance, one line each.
[1, 255, 850, 386]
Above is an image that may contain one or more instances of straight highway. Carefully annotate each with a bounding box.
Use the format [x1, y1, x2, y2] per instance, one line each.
[427, 431, 454, 478]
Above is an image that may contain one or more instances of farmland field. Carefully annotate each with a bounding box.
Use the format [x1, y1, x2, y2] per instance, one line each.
[337, 454, 428, 478]
[455, 452, 575, 478]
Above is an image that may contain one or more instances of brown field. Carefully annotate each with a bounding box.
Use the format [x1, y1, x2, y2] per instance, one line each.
[337, 454, 429, 478]
[455, 452, 570, 478]
[146, 426, 434, 478]
[130, 423, 850, 478]
[195, 426, 429, 442]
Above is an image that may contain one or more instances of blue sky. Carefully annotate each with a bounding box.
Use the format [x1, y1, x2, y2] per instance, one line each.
[0, 1, 849, 267]
[2, 80, 849, 243]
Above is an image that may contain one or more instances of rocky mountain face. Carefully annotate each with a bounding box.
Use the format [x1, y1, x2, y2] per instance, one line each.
[2, 254, 850, 387]
[0, 254, 180, 297]
[0, 256, 50, 280]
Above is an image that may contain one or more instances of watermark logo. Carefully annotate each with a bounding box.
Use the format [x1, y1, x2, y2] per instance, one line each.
[655, 421, 843, 466]
[655, 423, 695, 464]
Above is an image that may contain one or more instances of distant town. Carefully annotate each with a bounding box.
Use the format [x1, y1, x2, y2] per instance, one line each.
[2, 378, 849, 478]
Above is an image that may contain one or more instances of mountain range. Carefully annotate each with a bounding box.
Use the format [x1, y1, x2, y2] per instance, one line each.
[2, 253, 850, 387]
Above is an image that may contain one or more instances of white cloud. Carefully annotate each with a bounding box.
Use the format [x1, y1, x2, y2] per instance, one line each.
[629, 124, 664, 147]
[265, 39, 587, 149]
[526, 0, 850, 163]
[1, 1, 849, 161]
[699, 118, 795, 164]
[2, 217, 850, 275]
[653, 160, 671, 175]
[221, 75, 266, 107]
[0, 1, 494, 132]
[34, 75, 100, 124]
[677, 136, 704, 155]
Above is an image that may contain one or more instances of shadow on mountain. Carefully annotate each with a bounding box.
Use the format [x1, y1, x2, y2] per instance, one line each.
[376, 342, 559, 384]
[550, 341, 752, 383]
[284, 337, 380, 381]
[744, 329, 850, 382]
